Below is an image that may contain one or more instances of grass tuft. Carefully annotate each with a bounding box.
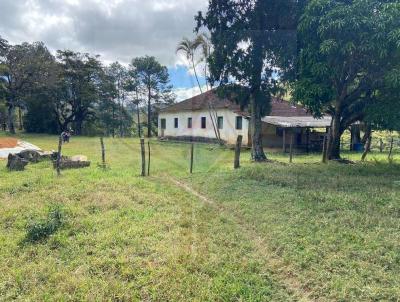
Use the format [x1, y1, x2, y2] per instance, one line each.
[25, 204, 64, 243]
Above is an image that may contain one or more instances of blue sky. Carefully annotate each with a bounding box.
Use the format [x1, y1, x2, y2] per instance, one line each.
[168, 65, 206, 89]
[168, 65, 208, 101]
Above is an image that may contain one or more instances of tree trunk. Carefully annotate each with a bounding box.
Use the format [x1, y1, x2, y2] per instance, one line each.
[18, 107, 23, 130]
[61, 121, 69, 132]
[137, 103, 141, 138]
[147, 98, 151, 138]
[74, 119, 83, 136]
[112, 107, 115, 138]
[362, 124, 372, 152]
[250, 96, 267, 162]
[192, 58, 203, 94]
[361, 131, 372, 162]
[327, 113, 342, 160]
[361, 124, 372, 147]
[119, 94, 124, 137]
[350, 125, 361, 151]
[7, 104, 15, 134]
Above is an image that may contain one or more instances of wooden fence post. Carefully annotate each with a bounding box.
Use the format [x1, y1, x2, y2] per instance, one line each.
[190, 143, 194, 174]
[140, 138, 146, 177]
[147, 141, 151, 176]
[282, 128, 286, 153]
[100, 137, 106, 169]
[325, 128, 331, 162]
[234, 135, 243, 169]
[388, 137, 394, 161]
[322, 134, 327, 163]
[361, 134, 372, 162]
[56, 134, 63, 176]
[289, 132, 294, 163]
[379, 138, 384, 153]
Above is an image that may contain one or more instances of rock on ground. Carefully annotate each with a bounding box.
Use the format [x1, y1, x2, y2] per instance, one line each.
[7, 154, 29, 171]
[18, 150, 41, 163]
[53, 155, 91, 170]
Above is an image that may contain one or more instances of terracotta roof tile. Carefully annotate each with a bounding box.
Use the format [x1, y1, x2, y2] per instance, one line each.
[162, 90, 311, 117]
[162, 90, 238, 112]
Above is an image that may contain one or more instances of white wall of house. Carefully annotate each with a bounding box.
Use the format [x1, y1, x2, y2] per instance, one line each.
[158, 109, 249, 145]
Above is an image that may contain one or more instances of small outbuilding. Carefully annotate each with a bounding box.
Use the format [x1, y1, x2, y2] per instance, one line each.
[158, 90, 331, 151]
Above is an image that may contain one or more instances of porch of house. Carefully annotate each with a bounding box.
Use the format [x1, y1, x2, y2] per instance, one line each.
[261, 116, 332, 152]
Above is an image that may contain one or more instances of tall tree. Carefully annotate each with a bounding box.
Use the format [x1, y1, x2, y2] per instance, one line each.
[130, 56, 174, 137]
[0, 36, 8, 115]
[107, 62, 130, 137]
[176, 35, 222, 143]
[54, 50, 108, 134]
[196, 33, 213, 90]
[196, 0, 300, 161]
[176, 37, 204, 93]
[125, 70, 144, 137]
[293, 0, 400, 159]
[0, 42, 55, 134]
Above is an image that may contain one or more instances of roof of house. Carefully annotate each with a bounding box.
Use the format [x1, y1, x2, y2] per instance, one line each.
[161, 90, 311, 117]
[262, 116, 332, 128]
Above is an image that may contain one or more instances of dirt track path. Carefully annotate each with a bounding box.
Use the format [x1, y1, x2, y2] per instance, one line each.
[168, 177, 315, 302]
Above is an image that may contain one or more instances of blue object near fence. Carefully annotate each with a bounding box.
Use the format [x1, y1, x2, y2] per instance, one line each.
[353, 143, 364, 152]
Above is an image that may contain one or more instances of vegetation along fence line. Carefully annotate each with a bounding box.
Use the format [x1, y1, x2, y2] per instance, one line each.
[51, 135, 399, 179]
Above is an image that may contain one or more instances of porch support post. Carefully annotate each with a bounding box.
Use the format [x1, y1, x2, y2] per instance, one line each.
[306, 128, 310, 154]
[283, 128, 286, 153]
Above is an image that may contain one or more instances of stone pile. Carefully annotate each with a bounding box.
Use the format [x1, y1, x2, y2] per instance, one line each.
[53, 155, 91, 170]
[7, 150, 59, 171]
[6, 149, 90, 171]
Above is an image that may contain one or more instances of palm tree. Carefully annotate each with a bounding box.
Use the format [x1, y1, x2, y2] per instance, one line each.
[194, 33, 212, 91]
[194, 34, 221, 142]
[176, 36, 222, 144]
[176, 37, 204, 93]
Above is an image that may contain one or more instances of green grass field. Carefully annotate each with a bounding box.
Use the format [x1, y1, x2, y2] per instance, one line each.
[1, 133, 400, 301]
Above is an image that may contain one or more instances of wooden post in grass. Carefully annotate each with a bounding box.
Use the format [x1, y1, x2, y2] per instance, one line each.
[380, 138, 384, 153]
[100, 137, 106, 169]
[56, 134, 63, 176]
[190, 143, 194, 174]
[361, 134, 372, 162]
[388, 137, 394, 161]
[282, 128, 286, 153]
[234, 135, 243, 169]
[140, 138, 146, 177]
[322, 134, 327, 163]
[325, 128, 331, 162]
[147, 141, 151, 176]
[289, 132, 294, 163]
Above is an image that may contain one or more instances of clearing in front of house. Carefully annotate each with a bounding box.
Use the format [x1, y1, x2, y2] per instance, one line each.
[0, 134, 400, 301]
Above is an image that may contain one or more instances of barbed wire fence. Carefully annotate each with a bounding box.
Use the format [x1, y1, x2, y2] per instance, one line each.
[51, 133, 400, 177]
[110, 137, 236, 177]
[340, 135, 400, 154]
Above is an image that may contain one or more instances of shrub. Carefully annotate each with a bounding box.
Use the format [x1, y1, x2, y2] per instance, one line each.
[25, 204, 64, 242]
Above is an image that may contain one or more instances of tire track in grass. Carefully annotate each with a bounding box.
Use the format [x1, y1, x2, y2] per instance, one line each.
[164, 176, 315, 302]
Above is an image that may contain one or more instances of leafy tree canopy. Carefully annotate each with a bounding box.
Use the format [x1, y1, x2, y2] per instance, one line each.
[130, 56, 174, 137]
[196, 0, 301, 160]
[54, 50, 112, 134]
[0, 41, 56, 133]
[292, 0, 400, 158]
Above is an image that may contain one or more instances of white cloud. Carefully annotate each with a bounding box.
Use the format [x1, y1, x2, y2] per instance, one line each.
[0, 0, 208, 66]
[174, 85, 208, 102]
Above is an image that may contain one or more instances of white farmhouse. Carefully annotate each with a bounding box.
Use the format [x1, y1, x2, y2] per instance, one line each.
[158, 90, 331, 151]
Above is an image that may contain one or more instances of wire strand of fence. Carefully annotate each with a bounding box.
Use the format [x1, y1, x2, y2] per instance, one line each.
[95, 135, 400, 177]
